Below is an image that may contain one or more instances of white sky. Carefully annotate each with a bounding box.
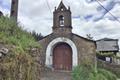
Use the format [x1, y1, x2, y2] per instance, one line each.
[0, 0, 120, 47]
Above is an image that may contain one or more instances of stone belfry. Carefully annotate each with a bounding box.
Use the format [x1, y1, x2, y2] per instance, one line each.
[10, 0, 19, 21]
[53, 1, 72, 34]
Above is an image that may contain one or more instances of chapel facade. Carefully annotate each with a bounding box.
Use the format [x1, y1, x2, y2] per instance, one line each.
[39, 1, 96, 71]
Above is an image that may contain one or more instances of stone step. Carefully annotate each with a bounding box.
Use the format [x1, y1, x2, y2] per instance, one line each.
[40, 71, 72, 80]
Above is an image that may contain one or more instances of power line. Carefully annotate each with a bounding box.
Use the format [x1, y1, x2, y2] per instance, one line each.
[63, 0, 70, 6]
[45, 0, 52, 14]
[95, 0, 120, 23]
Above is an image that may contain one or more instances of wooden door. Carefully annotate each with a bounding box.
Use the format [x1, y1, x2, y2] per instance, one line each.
[53, 43, 72, 71]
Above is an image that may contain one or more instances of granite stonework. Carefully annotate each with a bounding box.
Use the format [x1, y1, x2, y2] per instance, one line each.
[39, 33, 96, 70]
[38, 1, 96, 71]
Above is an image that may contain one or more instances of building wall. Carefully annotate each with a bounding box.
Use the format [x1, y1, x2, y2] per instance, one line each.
[72, 34, 96, 65]
[96, 40, 119, 51]
[39, 33, 96, 69]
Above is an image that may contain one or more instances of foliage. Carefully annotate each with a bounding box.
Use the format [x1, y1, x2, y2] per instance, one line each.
[30, 31, 44, 41]
[0, 16, 40, 53]
[96, 52, 115, 57]
[72, 65, 117, 80]
[97, 51, 120, 68]
[0, 16, 41, 80]
[113, 55, 120, 59]
[72, 65, 91, 80]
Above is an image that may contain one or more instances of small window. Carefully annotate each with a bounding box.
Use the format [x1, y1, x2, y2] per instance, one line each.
[59, 15, 64, 26]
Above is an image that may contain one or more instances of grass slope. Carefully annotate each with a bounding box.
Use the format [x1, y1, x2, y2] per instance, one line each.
[0, 17, 40, 80]
[0, 17, 40, 52]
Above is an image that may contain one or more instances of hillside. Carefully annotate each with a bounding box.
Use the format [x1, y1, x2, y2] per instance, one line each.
[0, 16, 119, 80]
[0, 17, 41, 80]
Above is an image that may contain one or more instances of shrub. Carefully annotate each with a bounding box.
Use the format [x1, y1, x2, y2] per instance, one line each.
[72, 65, 117, 80]
[0, 16, 41, 80]
[72, 65, 90, 80]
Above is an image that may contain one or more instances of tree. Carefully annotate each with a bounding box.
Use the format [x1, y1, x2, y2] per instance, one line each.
[0, 11, 3, 16]
[30, 31, 44, 41]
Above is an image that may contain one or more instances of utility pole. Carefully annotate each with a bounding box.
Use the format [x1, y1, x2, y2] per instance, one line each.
[10, 0, 19, 22]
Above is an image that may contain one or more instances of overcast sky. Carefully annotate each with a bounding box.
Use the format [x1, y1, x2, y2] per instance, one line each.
[0, 0, 120, 44]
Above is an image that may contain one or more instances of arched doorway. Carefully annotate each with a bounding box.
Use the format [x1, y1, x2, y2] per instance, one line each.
[53, 43, 72, 71]
[45, 37, 78, 69]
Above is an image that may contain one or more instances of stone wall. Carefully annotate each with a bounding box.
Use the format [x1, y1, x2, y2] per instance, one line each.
[28, 47, 43, 80]
[72, 34, 96, 65]
[97, 59, 120, 78]
[0, 43, 43, 80]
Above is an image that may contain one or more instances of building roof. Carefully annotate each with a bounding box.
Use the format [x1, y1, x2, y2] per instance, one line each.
[96, 38, 119, 52]
[39, 33, 95, 43]
[96, 38, 118, 41]
[72, 33, 95, 42]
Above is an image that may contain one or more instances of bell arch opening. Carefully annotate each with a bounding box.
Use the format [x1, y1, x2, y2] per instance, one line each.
[59, 15, 64, 26]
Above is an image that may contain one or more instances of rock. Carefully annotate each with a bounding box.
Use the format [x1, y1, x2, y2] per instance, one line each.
[0, 47, 9, 55]
[0, 53, 2, 58]
[32, 48, 37, 51]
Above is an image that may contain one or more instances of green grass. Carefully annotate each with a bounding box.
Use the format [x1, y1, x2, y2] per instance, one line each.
[72, 65, 117, 80]
[0, 16, 41, 80]
[0, 16, 40, 53]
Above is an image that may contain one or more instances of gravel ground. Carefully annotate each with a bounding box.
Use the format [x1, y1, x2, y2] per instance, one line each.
[40, 71, 71, 80]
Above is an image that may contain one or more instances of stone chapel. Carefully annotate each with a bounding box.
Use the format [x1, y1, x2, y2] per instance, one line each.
[5, 0, 96, 71]
[1, 0, 120, 76]
[39, 1, 96, 71]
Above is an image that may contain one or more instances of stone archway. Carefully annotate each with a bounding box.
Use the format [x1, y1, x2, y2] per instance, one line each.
[45, 37, 78, 70]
